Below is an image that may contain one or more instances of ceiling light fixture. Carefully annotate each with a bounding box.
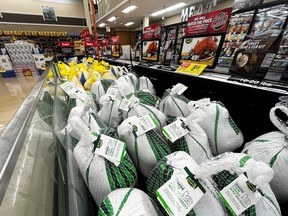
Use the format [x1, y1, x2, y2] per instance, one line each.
[125, 22, 134, 26]
[121, 5, 138, 13]
[107, 16, 117, 22]
[151, 3, 186, 16]
[99, 23, 106, 27]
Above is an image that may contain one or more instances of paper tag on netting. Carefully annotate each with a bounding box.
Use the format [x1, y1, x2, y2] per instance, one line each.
[171, 83, 188, 95]
[219, 174, 262, 216]
[156, 167, 206, 216]
[106, 87, 118, 100]
[132, 114, 158, 136]
[95, 134, 126, 166]
[119, 98, 132, 111]
[162, 119, 190, 143]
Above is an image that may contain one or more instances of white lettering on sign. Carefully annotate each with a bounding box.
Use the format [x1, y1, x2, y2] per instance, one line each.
[181, 0, 217, 22]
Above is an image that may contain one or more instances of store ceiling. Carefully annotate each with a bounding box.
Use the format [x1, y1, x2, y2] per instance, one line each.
[96, 0, 218, 30]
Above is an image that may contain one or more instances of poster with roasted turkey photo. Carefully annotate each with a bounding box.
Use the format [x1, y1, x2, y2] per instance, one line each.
[179, 35, 224, 68]
[142, 40, 160, 62]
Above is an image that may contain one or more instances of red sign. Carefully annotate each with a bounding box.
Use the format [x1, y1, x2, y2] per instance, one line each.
[185, 7, 232, 36]
[101, 38, 108, 45]
[80, 28, 90, 38]
[59, 42, 73, 48]
[84, 41, 96, 47]
[143, 24, 162, 40]
[111, 36, 120, 44]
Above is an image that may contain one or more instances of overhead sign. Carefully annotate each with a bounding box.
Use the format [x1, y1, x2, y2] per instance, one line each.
[142, 24, 162, 40]
[181, 0, 217, 22]
[59, 42, 73, 47]
[185, 7, 232, 36]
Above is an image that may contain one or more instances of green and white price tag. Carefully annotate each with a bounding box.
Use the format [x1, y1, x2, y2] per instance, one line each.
[133, 115, 158, 136]
[156, 167, 206, 216]
[171, 83, 188, 95]
[95, 134, 126, 166]
[119, 98, 132, 111]
[162, 119, 190, 143]
[219, 174, 262, 216]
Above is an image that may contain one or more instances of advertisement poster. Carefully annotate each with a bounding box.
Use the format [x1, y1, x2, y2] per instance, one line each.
[179, 35, 223, 67]
[59, 41, 73, 54]
[218, 10, 256, 67]
[41, 6, 57, 21]
[251, 3, 288, 35]
[0, 55, 13, 72]
[84, 41, 96, 55]
[112, 44, 120, 57]
[233, 0, 263, 11]
[185, 8, 232, 36]
[143, 24, 162, 40]
[111, 36, 120, 44]
[142, 40, 160, 61]
[230, 30, 283, 78]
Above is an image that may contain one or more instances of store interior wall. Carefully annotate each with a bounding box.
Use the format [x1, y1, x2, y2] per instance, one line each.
[0, 0, 86, 32]
[115, 31, 134, 46]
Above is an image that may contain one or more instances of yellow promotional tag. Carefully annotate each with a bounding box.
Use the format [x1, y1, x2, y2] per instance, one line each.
[176, 62, 207, 76]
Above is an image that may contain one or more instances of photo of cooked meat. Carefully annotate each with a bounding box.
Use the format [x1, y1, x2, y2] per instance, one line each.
[190, 36, 219, 59]
[146, 41, 158, 57]
[236, 53, 249, 68]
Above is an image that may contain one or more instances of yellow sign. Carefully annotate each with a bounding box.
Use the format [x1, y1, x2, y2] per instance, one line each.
[176, 62, 207, 76]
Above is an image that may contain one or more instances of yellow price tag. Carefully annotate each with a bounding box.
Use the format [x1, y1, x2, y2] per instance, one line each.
[176, 63, 207, 76]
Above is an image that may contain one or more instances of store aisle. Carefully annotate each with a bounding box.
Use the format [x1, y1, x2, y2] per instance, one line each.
[0, 76, 39, 135]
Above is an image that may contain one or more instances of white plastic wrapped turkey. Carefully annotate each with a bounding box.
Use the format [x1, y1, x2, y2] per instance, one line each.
[136, 76, 156, 95]
[159, 83, 190, 124]
[122, 96, 166, 130]
[118, 116, 171, 177]
[196, 152, 281, 216]
[242, 105, 288, 201]
[147, 151, 227, 216]
[188, 98, 244, 155]
[98, 188, 163, 216]
[170, 116, 212, 164]
[91, 79, 113, 108]
[71, 117, 138, 206]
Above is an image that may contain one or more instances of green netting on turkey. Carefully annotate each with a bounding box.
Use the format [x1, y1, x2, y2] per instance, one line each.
[146, 130, 171, 161]
[147, 157, 196, 216]
[171, 136, 190, 154]
[212, 171, 257, 216]
[90, 112, 107, 129]
[36, 101, 53, 127]
[133, 90, 159, 107]
[66, 98, 77, 118]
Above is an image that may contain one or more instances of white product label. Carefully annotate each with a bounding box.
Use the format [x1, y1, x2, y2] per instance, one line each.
[136, 51, 140, 57]
[171, 83, 188, 95]
[106, 87, 118, 100]
[260, 53, 276, 68]
[119, 98, 132, 111]
[60, 81, 78, 97]
[219, 174, 262, 216]
[76, 91, 90, 102]
[133, 115, 158, 136]
[156, 167, 205, 216]
[166, 51, 172, 60]
[95, 134, 126, 166]
[162, 119, 190, 143]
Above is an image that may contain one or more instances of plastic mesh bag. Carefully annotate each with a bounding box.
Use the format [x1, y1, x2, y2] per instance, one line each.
[147, 151, 227, 216]
[98, 188, 163, 216]
[188, 98, 244, 155]
[118, 116, 171, 177]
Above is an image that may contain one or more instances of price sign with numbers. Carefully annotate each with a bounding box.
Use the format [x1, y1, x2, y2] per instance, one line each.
[176, 62, 207, 76]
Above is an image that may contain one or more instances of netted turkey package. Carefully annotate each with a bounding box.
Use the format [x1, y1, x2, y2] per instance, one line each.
[188, 98, 244, 155]
[242, 105, 288, 201]
[72, 118, 137, 206]
[98, 188, 163, 216]
[118, 115, 171, 178]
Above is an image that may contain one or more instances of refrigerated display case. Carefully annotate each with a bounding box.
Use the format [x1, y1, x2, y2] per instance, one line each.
[0, 61, 95, 216]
